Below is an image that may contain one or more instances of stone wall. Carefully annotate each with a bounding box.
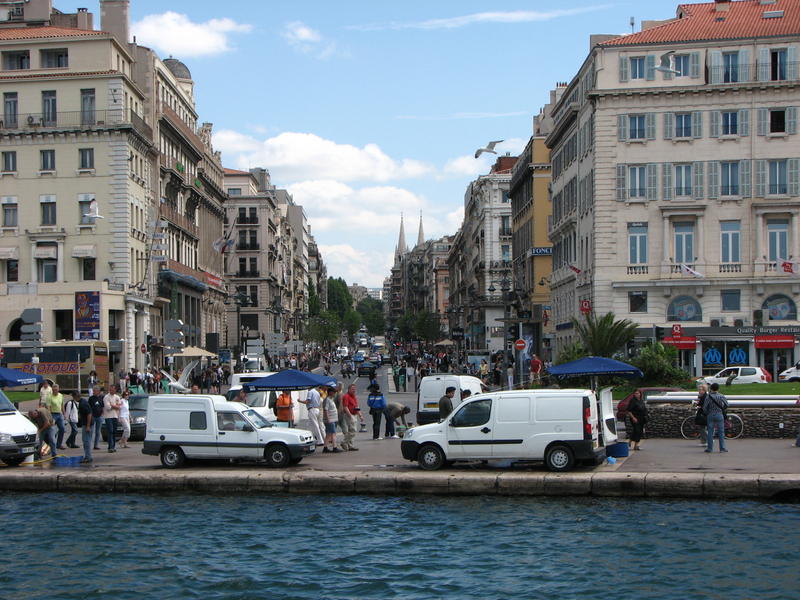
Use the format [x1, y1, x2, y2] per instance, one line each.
[637, 405, 800, 439]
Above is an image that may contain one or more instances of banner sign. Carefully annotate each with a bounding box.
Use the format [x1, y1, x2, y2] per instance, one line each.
[663, 336, 697, 350]
[754, 335, 795, 349]
[74, 291, 100, 340]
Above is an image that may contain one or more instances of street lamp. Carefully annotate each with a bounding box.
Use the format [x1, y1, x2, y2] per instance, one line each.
[488, 274, 513, 390]
[225, 290, 251, 358]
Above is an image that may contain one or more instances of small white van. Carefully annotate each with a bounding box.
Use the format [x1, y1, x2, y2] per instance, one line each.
[401, 388, 617, 472]
[0, 390, 39, 466]
[416, 374, 485, 425]
[226, 372, 307, 424]
[779, 361, 800, 382]
[143, 394, 315, 468]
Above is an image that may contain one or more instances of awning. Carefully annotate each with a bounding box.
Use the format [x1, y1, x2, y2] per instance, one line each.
[754, 335, 796, 349]
[33, 246, 57, 259]
[71, 244, 96, 258]
[0, 247, 18, 260]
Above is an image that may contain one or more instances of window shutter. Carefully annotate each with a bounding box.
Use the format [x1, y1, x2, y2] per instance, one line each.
[690, 52, 701, 79]
[789, 159, 800, 196]
[646, 113, 656, 140]
[616, 165, 627, 201]
[693, 161, 704, 199]
[740, 160, 751, 198]
[739, 48, 750, 81]
[788, 46, 798, 81]
[757, 108, 768, 136]
[710, 51, 722, 84]
[646, 163, 658, 200]
[619, 56, 629, 83]
[755, 159, 767, 197]
[787, 106, 797, 135]
[739, 109, 750, 137]
[662, 163, 673, 201]
[710, 111, 721, 138]
[707, 161, 720, 199]
[758, 47, 770, 82]
[663, 112, 674, 140]
[618, 114, 628, 141]
[646, 55, 656, 81]
[691, 111, 703, 138]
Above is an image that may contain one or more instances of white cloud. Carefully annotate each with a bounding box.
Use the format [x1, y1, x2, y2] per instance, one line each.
[320, 244, 394, 288]
[132, 12, 252, 58]
[349, 6, 609, 31]
[442, 138, 528, 178]
[213, 130, 434, 183]
[282, 21, 342, 59]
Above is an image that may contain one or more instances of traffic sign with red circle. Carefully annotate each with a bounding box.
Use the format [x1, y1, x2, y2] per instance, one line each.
[514, 339, 527, 351]
[0, 348, 4, 359]
[140, 343, 147, 354]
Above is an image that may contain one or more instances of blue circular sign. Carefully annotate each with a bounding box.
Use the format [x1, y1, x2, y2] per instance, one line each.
[729, 348, 747, 365]
[703, 348, 723, 365]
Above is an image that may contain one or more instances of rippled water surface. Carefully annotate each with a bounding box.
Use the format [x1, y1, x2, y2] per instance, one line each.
[1, 493, 798, 599]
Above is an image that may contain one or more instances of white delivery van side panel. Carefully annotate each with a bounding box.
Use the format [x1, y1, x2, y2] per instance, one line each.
[146, 396, 217, 458]
[526, 394, 584, 457]
[491, 394, 532, 459]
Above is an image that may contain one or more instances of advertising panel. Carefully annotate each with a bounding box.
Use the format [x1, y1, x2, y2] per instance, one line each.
[74, 291, 100, 340]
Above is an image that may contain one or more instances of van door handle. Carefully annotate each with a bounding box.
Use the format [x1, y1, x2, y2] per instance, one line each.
[219, 432, 226, 435]
[481, 427, 491, 434]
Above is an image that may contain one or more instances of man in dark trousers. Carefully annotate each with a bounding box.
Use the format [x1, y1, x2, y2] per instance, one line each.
[703, 383, 728, 453]
[438, 386, 456, 421]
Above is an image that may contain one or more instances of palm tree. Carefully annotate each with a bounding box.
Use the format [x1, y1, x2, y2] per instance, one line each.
[572, 311, 638, 358]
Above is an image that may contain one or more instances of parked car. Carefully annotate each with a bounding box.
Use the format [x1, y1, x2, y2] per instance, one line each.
[699, 366, 771, 385]
[368, 354, 383, 366]
[357, 361, 377, 377]
[615, 387, 682, 421]
[778, 361, 800, 382]
[353, 351, 366, 363]
[101, 393, 149, 442]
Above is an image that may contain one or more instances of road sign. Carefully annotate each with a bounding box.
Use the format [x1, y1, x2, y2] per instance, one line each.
[20, 347, 44, 355]
[580, 299, 592, 314]
[21, 308, 43, 323]
[21, 323, 42, 334]
[0, 348, 5, 359]
[141, 343, 147, 354]
[514, 339, 527, 351]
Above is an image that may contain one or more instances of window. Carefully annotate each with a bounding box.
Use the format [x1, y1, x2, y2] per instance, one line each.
[81, 258, 96, 281]
[2, 50, 29, 70]
[629, 115, 646, 139]
[763, 294, 797, 320]
[501, 191, 510, 203]
[770, 109, 786, 134]
[5, 259, 17, 282]
[673, 222, 694, 263]
[674, 164, 692, 197]
[767, 219, 789, 261]
[451, 398, 492, 427]
[216, 412, 249, 432]
[248, 207, 257, 222]
[37, 259, 57, 283]
[674, 54, 690, 77]
[189, 411, 207, 430]
[720, 221, 740, 263]
[40, 149, 55, 171]
[238, 257, 247, 274]
[228, 188, 242, 196]
[40, 49, 68, 68]
[768, 160, 787, 195]
[79, 199, 93, 225]
[3, 92, 17, 128]
[78, 148, 94, 170]
[667, 296, 702, 322]
[628, 166, 646, 198]
[721, 162, 739, 196]
[629, 291, 648, 313]
[2, 201, 17, 227]
[771, 49, 787, 81]
[630, 57, 645, 79]
[675, 113, 692, 137]
[41, 91, 56, 126]
[40, 196, 56, 225]
[723, 52, 739, 83]
[80, 89, 95, 126]
[722, 111, 738, 135]
[501, 244, 510, 262]
[500, 215, 511, 235]
[721, 290, 741, 312]
[249, 285, 258, 307]
[1, 151, 15, 172]
[628, 223, 648, 264]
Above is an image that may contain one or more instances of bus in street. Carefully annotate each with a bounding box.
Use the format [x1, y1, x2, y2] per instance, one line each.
[0, 340, 109, 392]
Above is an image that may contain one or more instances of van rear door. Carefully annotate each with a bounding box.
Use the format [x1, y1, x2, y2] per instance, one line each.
[583, 393, 600, 448]
[598, 387, 618, 446]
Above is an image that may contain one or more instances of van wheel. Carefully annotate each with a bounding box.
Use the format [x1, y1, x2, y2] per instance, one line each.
[2, 457, 25, 467]
[160, 446, 185, 469]
[545, 444, 574, 472]
[417, 444, 445, 471]
[265, 444, 290, 468]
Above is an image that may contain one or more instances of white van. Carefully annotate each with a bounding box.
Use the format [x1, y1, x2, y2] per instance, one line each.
[778, 361, 800, 382]
[226, 372, 307, 424]
[143, 394, 315, 468]
[416, 374, 485, 425]
[401, 388, 617, 472]
[0, 390, 39, 466]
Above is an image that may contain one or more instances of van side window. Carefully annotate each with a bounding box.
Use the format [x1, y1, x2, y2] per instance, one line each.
[189, 411, 207, 430]
[451, 399, 491, 428]
[217, 412, 249, 431]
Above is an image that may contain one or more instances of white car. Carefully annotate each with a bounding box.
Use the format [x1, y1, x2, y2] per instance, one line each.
[699, 366, 771, 385]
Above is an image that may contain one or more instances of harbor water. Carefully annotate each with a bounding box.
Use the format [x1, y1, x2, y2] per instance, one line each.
[2, 493, 798, 599]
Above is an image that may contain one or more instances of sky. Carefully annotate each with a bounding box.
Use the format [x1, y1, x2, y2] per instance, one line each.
[56, 0, 686, 287]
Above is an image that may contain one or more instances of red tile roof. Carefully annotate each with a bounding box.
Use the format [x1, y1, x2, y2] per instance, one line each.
[602, 0, 800, 46]
[223, 168, 251, 176]
[0, 26, 108, 40]
[0, 70, 116, 80]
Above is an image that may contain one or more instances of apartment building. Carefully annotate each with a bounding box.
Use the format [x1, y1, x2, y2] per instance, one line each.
[547, 0, 800, 379]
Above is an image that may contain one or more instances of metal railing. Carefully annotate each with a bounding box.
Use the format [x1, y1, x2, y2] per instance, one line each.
[0, 109, 152, 139]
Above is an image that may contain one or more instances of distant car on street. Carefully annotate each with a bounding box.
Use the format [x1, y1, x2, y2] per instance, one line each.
[357, 361, 377, 377]
[102, 393, 148, 442]
[698, 366, 771, 386]
[353, 351, 366, 363]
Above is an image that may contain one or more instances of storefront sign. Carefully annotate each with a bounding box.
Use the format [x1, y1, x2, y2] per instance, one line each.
[529, 247, 552, 256]
[663, 336, 696, 350]
[754, 335, 796, 349]
[74, 291, 100, 340]
[205, 273, 224, 289]
[736, 326, 800, 335]
[729, 347, 747, 365]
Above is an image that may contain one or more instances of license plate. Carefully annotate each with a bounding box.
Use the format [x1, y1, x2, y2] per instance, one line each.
[21, 446, 34, 454]
[424, 403, 438, 409]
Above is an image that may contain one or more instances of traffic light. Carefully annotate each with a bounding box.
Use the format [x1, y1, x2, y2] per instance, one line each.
[653, 326, 665, 341]
[163, 319, 185, 355]
[146, 334, 154, 351]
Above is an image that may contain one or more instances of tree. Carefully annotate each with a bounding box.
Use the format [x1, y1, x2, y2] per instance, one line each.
[326, 277, 353, 320]
[397, 312, 416, 341]
[414, 311, 442, 342]
[342, 310, 361, 337]
[306, 311, 341, 347]
[556, 340, 588, 365]
[630, 341, 690, 386]
[356, 297, 385, 335]
[307, 278, 321, 317]
[572, 311, 639, 358]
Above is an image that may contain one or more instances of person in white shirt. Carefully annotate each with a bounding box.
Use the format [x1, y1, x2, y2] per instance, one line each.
[102, 385, 122, 452]
[118, 390, 131, 448]
[298, 386, 324, 445]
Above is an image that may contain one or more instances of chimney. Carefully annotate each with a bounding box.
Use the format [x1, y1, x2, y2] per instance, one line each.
[76, 8, 93, 31]
[100, 0, 130, 47]
[715, 0, 731, 11]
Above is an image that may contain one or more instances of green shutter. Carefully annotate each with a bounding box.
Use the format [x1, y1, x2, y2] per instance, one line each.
[788, 46, 798, 81]
[692, 112, 703, 138]
[710, 111, 721, 138]
[787, 107, 797, 135]
[758, 48, 770, 82]
[646, 163, 658, 200]
[707, 161, 720, 199]
[710, 51, 722, 84]
[690, 52, 701, 79]
[663, 112, 674, 140]
[646, 113, 656, 140]
[757, 108, 768, 136]
[739, 109, 750, 137]
[645, 55, 656, 81]
[739, 48, 751, 81]
[788, 159, 800, 196]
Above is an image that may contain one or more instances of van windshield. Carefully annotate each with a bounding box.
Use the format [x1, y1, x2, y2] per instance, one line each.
[242, 409, 272, 429]
[0, 390, 14, 412]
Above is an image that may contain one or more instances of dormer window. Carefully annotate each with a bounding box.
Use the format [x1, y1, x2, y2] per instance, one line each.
[2, 50, 29, 70]
[40, 49, 68, 68]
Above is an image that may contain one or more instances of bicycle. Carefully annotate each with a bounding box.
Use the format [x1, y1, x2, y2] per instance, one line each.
[680, 412, 744, 440]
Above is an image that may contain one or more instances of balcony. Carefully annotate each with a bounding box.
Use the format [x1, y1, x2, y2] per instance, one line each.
[0, 109, 152, 140]
[627, 265, 649, 275]
[236, 216, 259, 225]
[236, 270, 260, 278]
[719, 263, 742, 273]
[160, 202, 198, 237]
[237, 242, 260, 251]
[158, 101, 204, 155]
[499, 227, 512, 237]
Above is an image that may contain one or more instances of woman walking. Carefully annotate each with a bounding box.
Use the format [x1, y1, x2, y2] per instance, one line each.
[627, 389, 648, 451]
[118, 390, 131, 448]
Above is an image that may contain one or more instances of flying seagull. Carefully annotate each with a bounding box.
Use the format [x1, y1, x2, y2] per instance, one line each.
[655, 50, 680, 75]
[474, 140, 504, 159]
[87, 199, 104, 219]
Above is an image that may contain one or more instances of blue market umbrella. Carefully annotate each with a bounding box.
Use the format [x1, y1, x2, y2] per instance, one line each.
[243, 369, 337, 392]
[547, 356, 643, 380]
[0, 366, 44, 388]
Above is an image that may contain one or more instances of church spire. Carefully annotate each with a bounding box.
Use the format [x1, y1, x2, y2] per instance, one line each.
[416, 211, 425, 247]
[395, 213, 407, 258]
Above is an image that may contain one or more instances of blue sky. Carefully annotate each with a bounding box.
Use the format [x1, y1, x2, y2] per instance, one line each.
[57, 0, 685, 287]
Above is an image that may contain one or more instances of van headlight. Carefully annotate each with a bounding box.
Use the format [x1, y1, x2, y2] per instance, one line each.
[133, 416, 146, 424]
[404, 429, 413, 440]
[0, 432, 12, 444]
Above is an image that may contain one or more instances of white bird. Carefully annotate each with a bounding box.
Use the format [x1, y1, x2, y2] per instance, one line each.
[474, 140, 504, 159]
[88, 199, 104, 220]
[160, 359, 199, 393]
[655, 51, 680, 75]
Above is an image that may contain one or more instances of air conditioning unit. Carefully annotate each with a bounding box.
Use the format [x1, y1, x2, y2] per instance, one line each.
[709, 317, 726, 327]
[733, 318, 746, 327]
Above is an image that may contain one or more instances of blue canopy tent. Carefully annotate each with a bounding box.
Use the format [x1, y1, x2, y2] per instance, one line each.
[0, 367, 44, 388]
[242, 369, 337, 392]
[547, 356, 642, 389]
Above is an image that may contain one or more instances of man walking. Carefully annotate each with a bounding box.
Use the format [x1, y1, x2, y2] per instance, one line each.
[703, 383, 728, 453]
[299, 385, 325, 445]
[439, 386, 456, 421]
[77, 392, 93, 463]
[340, 384, 361, 451]
[46, 384, 66, 449]
[88, 386, 105, 450]
[102, 384, 121, 453]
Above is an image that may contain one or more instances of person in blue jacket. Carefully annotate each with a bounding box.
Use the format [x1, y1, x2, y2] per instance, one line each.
[367, 384, 389, 440]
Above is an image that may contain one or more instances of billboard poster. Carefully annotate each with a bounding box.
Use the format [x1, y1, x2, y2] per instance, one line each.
[74, 291, 100, 340]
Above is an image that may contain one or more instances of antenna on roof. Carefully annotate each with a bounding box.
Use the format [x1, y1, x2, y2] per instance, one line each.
[629, 16, 635, 33]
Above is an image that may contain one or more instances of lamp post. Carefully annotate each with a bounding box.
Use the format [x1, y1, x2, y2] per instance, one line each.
[488, 274, 513, 390]
[226, 289, 251, 362]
